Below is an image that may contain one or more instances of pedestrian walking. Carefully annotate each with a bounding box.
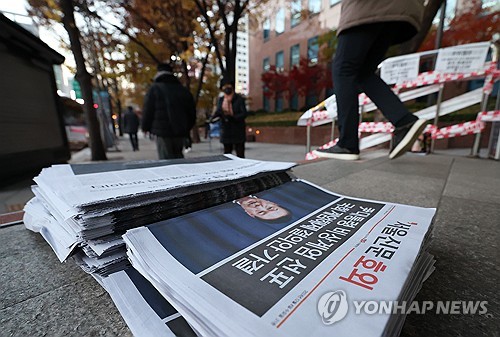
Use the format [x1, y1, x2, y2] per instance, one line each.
[314, 0, 427, 161]
[142, 63, 196, 159]
[212, 76, 248, 158]
[123, 106, 140, 151]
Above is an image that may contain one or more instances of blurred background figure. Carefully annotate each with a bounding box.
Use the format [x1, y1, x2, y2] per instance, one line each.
[212, 76, 248, 158]
[142, 63, 196, 159]
[123, 106, 140, 151]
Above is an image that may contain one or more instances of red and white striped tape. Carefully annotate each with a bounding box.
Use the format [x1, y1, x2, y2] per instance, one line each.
[477, 110, 500, 122]
[358, 122, 394, 133]
[394, 62, 498, 91]
[306, 63, 498, 125]
[305, 139, 338, 160]
[430, 121, 485, 139]
[482, 69, 500, 95]
[308, 110, 331, 125]
[306, 110, 500, 160]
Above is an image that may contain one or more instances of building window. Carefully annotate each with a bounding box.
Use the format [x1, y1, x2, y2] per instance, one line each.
[275, 94, 284, 112]
[263, 57, 270, 72]
[263, 93, 270, 111]
[290, 44, 300, 67]
[291, 0, 301, 27]
[307, 36, 319, 64]
[263, 18, 270, 40]
[275, 8, 285, 35]
[330, 0, 341, 6]
[289, 92, 299, 110]
[309, 0, 321, 14]
[275, 51, 284, 71]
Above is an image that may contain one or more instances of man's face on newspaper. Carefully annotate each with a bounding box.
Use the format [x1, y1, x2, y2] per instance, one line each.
[237, 196, 289, 221]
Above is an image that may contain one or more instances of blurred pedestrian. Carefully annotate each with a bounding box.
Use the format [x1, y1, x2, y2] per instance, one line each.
[314, 0, 427, 161]
[123, 106, 140, 151]
[212, 76, 248, 158]
[184, 135, 192, 153]
[142, 63, 196, 159]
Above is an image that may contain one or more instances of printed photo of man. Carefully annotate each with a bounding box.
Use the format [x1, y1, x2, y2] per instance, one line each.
[234, 196, 291, 222]
[148, 181, 341, 274]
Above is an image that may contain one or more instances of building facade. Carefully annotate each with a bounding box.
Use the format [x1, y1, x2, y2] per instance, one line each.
[248, 0, 342, 112]
[235, 15, 250, 97]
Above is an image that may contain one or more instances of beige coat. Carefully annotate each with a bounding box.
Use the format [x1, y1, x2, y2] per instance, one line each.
[338, 0, 424, 41]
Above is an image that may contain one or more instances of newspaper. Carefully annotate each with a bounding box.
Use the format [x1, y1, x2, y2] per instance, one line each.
[24, 156, 295, 261]
[33, 155, 295, 219]
[94, 268, 198, 337]
[23, 197, 79, 261]
[124, 180, 436, 337]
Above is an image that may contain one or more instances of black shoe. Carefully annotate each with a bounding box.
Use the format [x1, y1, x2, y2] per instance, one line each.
[313, 145, 360, 161]
[389, 119, 427, 159]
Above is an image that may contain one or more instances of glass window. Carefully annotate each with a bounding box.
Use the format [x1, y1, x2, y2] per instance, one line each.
[275, 94, 284, 112]
[307, 36, 319, 64]
[275, 8, 285, 34]
[309, 0, 321, 14]
[263, 94, 270, 111]
[263, 18, 270, 40]
[263, 57, 270, 72]
[291, 0, 301, 27]
[330, 0, 341, 6]
[275, 51, 284, 71]
[289, 92, 299, 110]
[290, 44, 300, 67]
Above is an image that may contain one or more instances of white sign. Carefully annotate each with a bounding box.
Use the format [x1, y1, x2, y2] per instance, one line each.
[435, 42, 490, 73]
[380, 54, 420, 84]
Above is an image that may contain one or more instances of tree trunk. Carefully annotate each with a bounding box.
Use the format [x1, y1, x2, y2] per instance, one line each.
[191, 52, 210, 144]
[60, 0, 107, 160]
[399, 0, 445, 54]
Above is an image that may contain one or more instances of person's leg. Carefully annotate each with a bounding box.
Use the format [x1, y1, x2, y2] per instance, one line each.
[357, 22, 426, 159]
[332, 24, 384, 152]
[128, 133, 135, 150]
[234, 143, 245, 158]
[171, 137, 185, 158]
[132, 133, 139, 150]
[223, 143, 234, 154]
[357, 24, 417, 128]
[156, 136, 168, 159]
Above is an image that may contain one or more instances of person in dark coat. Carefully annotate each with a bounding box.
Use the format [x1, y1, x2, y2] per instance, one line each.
[123, 106, 140, 151]
[212, 76, 248, 158]
[142, 63, 196, 159]
[314, 0, 427, 161]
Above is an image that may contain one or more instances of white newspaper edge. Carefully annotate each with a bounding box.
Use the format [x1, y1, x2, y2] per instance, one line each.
[34, 155, 296, 219]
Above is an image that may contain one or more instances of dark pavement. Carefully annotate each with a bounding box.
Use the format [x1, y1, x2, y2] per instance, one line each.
[0, 134, 498, 337]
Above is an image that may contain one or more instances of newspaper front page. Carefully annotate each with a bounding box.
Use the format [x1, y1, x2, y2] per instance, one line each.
[124, 180, 436, 337]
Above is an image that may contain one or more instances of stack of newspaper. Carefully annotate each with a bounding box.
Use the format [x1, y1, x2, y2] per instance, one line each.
[94, 267, 198, 336]
[124, 179, 436, 337]
[23, 155, 295, 277]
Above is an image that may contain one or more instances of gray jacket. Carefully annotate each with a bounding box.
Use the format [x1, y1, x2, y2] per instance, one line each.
[338, 0, 424, 43]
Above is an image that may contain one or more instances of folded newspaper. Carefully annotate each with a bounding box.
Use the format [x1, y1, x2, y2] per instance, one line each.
[24, 155, 295, 264]
[93, 267, 198, 337]
[124, 179, 436, 337]
[23, 155, 297, 336]
[24, 156, 435, 337]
